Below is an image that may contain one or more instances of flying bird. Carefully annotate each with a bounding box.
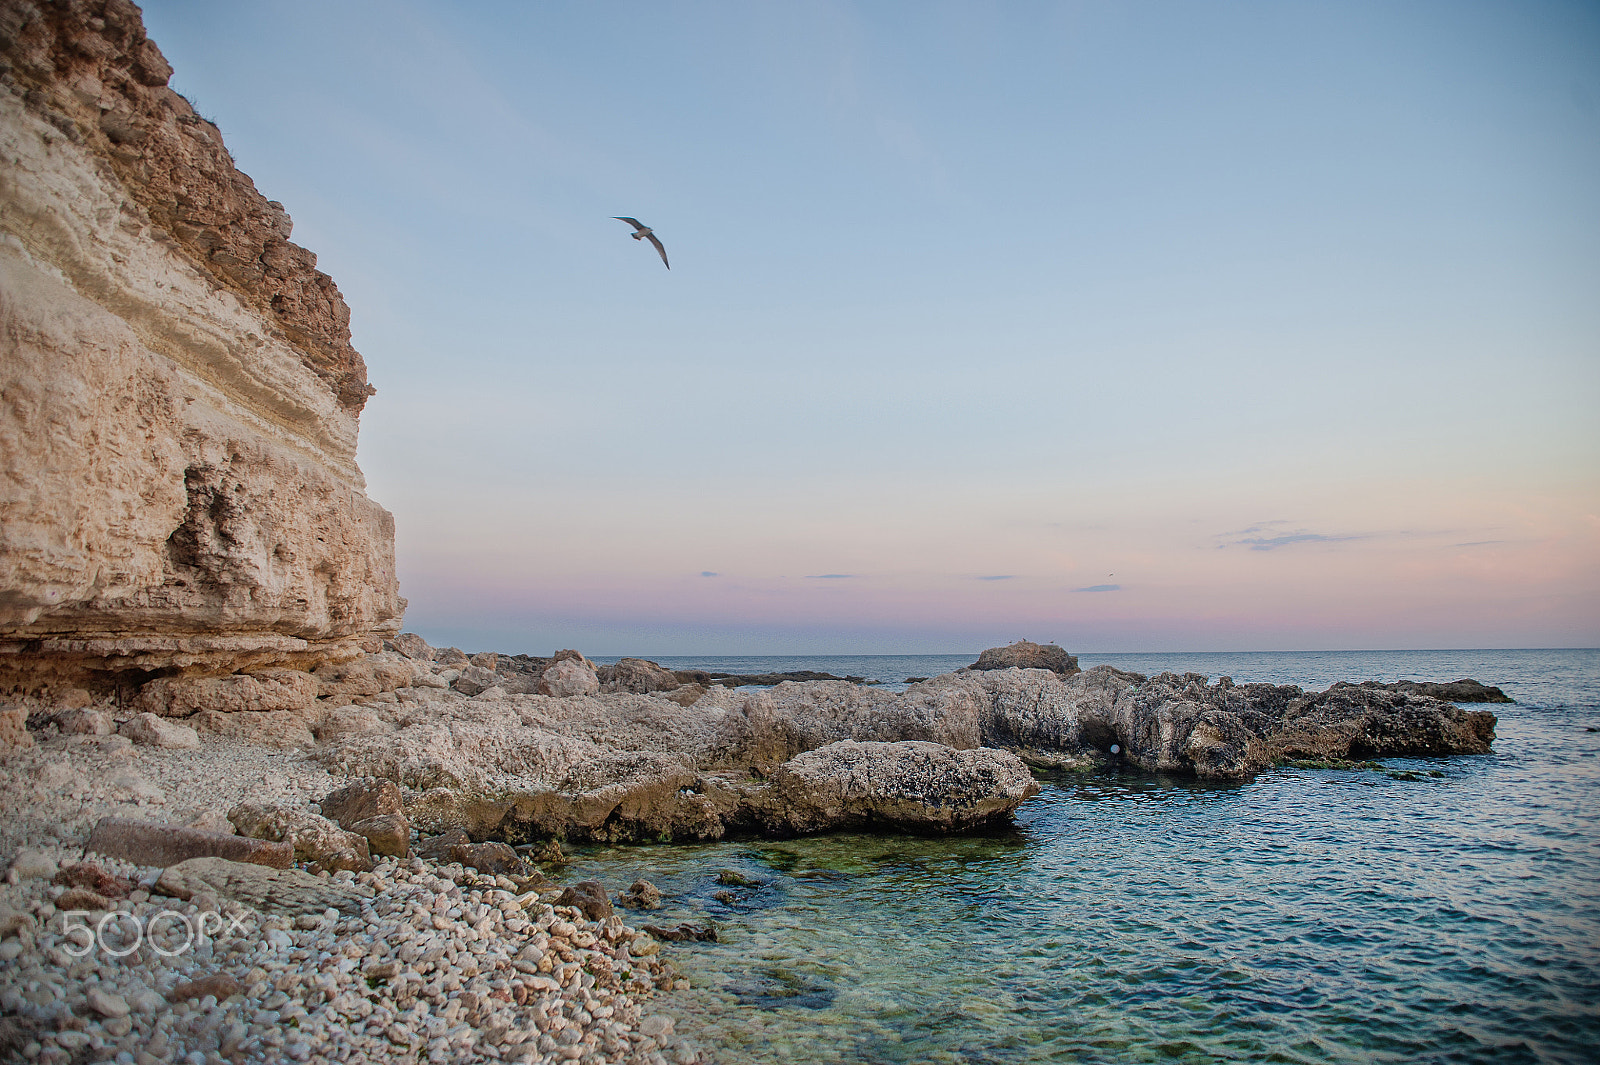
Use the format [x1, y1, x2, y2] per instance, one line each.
[613, 217, 669, 269]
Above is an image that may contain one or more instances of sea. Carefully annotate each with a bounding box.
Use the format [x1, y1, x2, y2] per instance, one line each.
[572, 649, 1600, 1064]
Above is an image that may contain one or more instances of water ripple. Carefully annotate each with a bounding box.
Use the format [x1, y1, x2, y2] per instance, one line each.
[564, 649, 1600, 1064]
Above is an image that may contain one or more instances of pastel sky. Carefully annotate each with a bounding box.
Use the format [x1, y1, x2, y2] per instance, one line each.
[139, 0, 1599, 655]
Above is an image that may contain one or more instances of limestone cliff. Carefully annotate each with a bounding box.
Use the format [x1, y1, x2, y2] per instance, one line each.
[0, 0, 402, 689]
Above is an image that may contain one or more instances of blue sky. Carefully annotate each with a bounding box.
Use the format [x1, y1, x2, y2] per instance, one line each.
[139, 0, 1599, 654]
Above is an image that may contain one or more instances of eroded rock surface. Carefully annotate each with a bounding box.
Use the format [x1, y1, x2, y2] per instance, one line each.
[766, 740, 1041, 834]
[309, 658, 1497, 841]
[0, 0, 400, 691]
[971, 640, 1080, 674]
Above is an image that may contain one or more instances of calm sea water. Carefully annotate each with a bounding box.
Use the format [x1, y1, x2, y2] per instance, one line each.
[572, 649, 1600, 1064]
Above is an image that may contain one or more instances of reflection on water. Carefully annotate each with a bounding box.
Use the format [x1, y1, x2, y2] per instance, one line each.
[560, 649, 1600, 1064]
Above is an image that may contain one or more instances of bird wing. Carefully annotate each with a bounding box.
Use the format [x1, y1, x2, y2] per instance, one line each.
[645, 232, 670, 269]
[613, 216, 644, 230]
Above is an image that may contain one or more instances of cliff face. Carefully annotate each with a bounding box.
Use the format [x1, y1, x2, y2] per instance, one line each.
[0, 0, 403, 688]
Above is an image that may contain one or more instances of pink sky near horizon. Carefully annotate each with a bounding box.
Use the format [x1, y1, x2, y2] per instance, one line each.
[391, 464, 1599, 655]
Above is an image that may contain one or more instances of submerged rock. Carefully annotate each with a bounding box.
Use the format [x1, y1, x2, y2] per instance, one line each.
[618, 879, 663, 910]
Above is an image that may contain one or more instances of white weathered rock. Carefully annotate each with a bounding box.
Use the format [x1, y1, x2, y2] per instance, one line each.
[6, 848, 58, 882]
[191, 707, 319, 749]
[86, 988, 130, 1018]
[538, 659, 600, 698]
[120, 711, 201, 749]
[767, 740, 1040, 833]
[134, 670, 320, 717]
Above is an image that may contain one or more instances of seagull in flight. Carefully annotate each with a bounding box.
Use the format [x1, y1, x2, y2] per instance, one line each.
[613, 217, 669, 269]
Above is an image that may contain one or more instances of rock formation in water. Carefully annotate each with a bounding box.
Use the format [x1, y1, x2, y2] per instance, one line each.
[0, 0, 402, 693]
[264, 646, 1494, 843]
[1373, 678, 1513, 703]
[971, 640, 1079, 674]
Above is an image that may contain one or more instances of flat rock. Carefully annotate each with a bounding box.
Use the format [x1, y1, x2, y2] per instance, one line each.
[767, 740, 1040, 833]
[168, 974, 244, 1003]
[1380, 678, 1512, 703]
[154, 857, 371, 916]
[87, 817, 293, 869]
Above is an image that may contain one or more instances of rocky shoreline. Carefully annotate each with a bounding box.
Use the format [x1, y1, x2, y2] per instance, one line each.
[0, 638, 1504, 1064]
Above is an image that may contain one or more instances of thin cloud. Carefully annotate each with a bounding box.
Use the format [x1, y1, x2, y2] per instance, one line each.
[975, 575, 1015, 581]
[1074, 584, 1121, 593]
[700, 571, 719, 577]
[1453, 540, 1504, 548]
[805, 574, 856, 579]
[1218, 525, 1361, 551]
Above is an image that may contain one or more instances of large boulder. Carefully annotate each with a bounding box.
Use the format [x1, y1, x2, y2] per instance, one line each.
[764, 740, 1040, 834]
[453, 664, 501, 697]
[319, 779, 409, 857]
[191, 707, 320, 749]
[133, 670, 319, 717]
[600, 658, 681, 694]
[539, 658, 600, 698]
[971, 641, 1079, 674]
[119, 712, 201, 749]
[388, 633, 436, 663]
[313, 653, 418, 698]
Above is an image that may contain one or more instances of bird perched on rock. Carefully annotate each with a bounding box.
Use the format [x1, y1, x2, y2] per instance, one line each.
[613, 217, 669, 269]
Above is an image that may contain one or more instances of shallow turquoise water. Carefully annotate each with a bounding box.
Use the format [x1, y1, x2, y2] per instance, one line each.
[566, 650, 1600, 1064]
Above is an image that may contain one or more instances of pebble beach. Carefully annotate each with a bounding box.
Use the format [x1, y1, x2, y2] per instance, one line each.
[0, 704, 704, 1065]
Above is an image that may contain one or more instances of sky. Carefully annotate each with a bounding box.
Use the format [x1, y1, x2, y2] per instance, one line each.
[137, 0, 1599, 655]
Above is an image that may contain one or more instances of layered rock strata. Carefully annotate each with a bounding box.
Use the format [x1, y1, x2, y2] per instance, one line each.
[0, 0, 401, 691]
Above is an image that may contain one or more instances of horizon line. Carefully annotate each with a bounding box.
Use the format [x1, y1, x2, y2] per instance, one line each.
[425, 644, 1600, 658]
